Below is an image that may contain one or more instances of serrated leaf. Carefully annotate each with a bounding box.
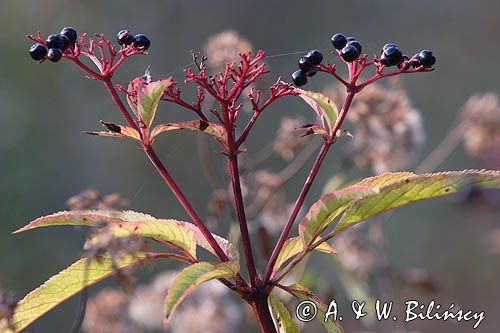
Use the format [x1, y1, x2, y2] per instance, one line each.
[84, 219, 198, 258]
[299, 186, 377, 244]
[8, 255, 146, 332]
[298, 90, 339, 136]
[151, 120, 227, 145]
[138, 78, 172, 128]
[269, 293, 300, 333]
[165, 261, 239, 320]
[334, 170, 500, 234]
[286, 284, 344, 333]
[274, 237, 336, 275]
[14, 210, 240, 261]
[86, 122, 141, 142]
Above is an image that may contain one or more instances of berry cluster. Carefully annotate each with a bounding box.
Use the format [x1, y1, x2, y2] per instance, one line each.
[290, 32, 436, 87]
[292, 50, 324, 86]
[28, 27, 150, 64]
[29, 27, 77, 62]
[116, 30, 151, 50]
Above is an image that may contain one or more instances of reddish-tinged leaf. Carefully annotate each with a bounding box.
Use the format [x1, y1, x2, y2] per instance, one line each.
[335, 170, 500, 234]
[151, 120, 227, 145]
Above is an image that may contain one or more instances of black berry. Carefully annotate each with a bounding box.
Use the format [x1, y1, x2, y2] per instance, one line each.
[341, 44, 359, 62]
[117, 30, 134, 45]
[305, 50, 323, 66]
[46, 34, 66, 50]
[331, 33, 347, 50]
[382, 43, 398, 51]
[410, 54, 421, 68]
[59, 35, 70, 50]
[29, 43, 48, 61]
[291, 70, 307, 86]
[60, 27, 77, 43]
[346, 39, 362, 54]
[381, 46, 403, 67]
[133, 34, 151, 50]
[298, 56, 312, 73]
[47, 48, 63, 62]
[417, 50, 436, 68]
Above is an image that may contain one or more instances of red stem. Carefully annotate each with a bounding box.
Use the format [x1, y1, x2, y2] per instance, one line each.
[228, 154, 259, 288]
[262, 141, 332, 285]
[250, 294, 277, 333]
[102, 79, 139, 131]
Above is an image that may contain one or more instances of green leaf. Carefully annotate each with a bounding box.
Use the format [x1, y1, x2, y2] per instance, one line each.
[151, 120, 227, 145]
[268, 293, 300, 333]
[286, 284, 344, 333]
[165, 261, 240, 320]
[84, 219, 198, 258]
[138, 78, 172, 128]
[8, 255, 146, 332]
[334, 170, 500, 234]
[299, 186, 376, 243]
[294, 124, 328, 138]
[298, 90, 339, 136]
[86, 121, 141, 142]
[14, 210, 239, 261]
[274, 237, 336, 275]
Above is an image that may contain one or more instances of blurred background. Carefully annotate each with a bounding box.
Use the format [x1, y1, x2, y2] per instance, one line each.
[1, 0, 499, 332]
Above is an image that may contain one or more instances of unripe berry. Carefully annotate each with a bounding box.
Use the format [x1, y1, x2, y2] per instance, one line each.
[331, 33, 347, 50]
[60, 27, 77, 44]
[291, 70, 307, 86]
[47, 48, 63, 62]
[417, 50, 436, 68]
[381, 46, 403, 67]
[298, 56, 312, 73]
[117, 30, 134, 45]
[341, 44, 359, 62]
[46, 34, 66, 50]
[305, 50, 323, 66]
[346, 39, 362, 54]
[29, 43, 48, 61]
[133, 34, 151, 50]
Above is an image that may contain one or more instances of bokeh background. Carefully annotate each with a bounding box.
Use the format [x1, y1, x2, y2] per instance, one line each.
[1, 0, 499, 332]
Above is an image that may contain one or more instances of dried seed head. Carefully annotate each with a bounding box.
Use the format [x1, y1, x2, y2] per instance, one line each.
[273, 116, 309, 161]
[204, 30, 253, 73]
[66, 188, 100, 210]
[0, 287, 17, 329]
[324, 82, 424, 174]
[458, 92, 500, 168]
[83, 288, 138, 333]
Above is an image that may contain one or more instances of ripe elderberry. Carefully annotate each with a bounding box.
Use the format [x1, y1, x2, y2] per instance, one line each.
[381, 45, 403, 67]
[46, 34, 67, 50]
[133, 34, 151, 50]
[341, 44, 359, 62]
[117, 30, 134, 45]
[292, 70, 307, 86]
[331, 33, 347, 50]
[346, 39, 362, 54]
[29, 43, 48, 61]
[298, 56, 312, 73]
[47, 48, 63, 62]
[305, 50, 323, 66]
[418, 50, 436, 68]
[60, 27, 77, 44]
